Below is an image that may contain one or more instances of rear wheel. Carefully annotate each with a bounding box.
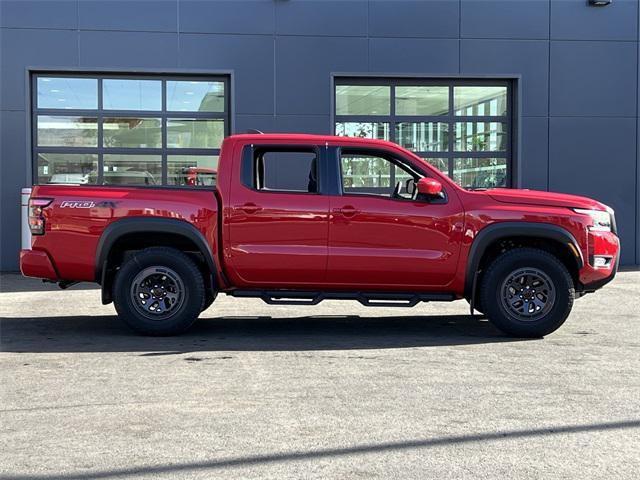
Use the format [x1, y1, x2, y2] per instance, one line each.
[113, 247, 205, 335]
[480, 248, 574, 337]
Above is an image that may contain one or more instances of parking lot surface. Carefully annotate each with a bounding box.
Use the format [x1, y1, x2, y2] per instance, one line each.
[1, 271, 639, 479]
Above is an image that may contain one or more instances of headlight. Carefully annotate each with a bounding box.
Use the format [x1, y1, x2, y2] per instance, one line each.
[573, 208, 612, 232]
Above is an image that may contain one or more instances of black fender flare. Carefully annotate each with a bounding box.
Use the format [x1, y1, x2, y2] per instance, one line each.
[464, 221, 584, 299]
[95, 217, 218, 286]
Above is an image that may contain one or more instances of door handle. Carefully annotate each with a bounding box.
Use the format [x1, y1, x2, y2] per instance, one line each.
[239, 203, 262, 214]
[334, 206, 358, 218]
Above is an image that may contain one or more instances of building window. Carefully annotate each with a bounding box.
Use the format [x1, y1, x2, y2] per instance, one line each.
[334, 79, 512, 189]
[32, 73, 229, 187]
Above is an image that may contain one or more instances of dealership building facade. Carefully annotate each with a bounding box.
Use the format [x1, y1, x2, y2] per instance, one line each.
[1, 0, 639, 270]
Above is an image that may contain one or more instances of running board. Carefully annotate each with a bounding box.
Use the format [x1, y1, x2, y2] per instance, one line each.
[229, 290, 456, 307]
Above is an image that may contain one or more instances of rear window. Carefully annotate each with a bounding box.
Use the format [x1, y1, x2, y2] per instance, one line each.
[244, 147, 319, 194]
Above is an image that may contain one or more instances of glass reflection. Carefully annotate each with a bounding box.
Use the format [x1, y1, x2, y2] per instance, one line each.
[423, 157, 449, 175]
[37, 153, 98, 185]
[336, 85, 390, 115]
[396, 122, 448, 152]
[454, 86, 507, 116]
[455, 122, 506, 152]
[335, 122, 390, 141]
[103, 118, 161, 148]
[167, 119, 224, 149]
[37, 116, 98, 147]
[453, 157, 507, 189]
[37, 77, 97, 110]
[396, 86, 448, 116]
[103, 79, 161, 111]
[102, 154, 161, 185]
[167, 81, 225, 112]
[168, 155, 219, 186]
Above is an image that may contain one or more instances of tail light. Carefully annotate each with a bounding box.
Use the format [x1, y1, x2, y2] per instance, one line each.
[28, 198, 52, 235]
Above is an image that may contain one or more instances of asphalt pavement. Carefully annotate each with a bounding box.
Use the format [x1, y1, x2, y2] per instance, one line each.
[1, 271, 639, 479]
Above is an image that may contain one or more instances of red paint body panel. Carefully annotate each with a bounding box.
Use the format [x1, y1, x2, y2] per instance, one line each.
[22, 133, 619, 298]
[20, 249, 58, 280]
[28, 185, 218, 282]
[326, 194, 464, 290]
[581, 231, 619, 285]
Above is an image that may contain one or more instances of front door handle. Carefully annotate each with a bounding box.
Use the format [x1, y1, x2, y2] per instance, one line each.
[334, 206, 358, 218]
[239, 202, 262, 214]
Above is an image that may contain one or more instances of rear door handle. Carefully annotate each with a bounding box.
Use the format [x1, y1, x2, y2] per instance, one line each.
[334, 206, 358, 218]
[239, 203, 262, 214]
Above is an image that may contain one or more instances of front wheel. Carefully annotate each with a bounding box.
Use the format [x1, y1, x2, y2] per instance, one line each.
[480, 248, 575, 338]
[113, 247, 205, 335]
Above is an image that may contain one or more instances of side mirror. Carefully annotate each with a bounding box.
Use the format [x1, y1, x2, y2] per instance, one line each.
[417, 177, 443, 197]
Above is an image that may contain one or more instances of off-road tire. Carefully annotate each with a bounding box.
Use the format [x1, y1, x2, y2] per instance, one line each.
[480, 248, 574, 338]
[113, 247, 205, 335]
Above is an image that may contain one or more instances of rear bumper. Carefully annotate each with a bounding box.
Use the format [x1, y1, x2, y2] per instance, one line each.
[20, 249, 58, 281]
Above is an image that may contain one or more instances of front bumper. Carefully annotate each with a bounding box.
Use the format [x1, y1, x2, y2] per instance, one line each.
[20, 249, 58, 281]
[579, 231, 620, 292]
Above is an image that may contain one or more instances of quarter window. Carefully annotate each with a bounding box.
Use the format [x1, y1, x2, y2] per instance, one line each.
[335, 79, 512, 189]
[32, 73, 229, 187]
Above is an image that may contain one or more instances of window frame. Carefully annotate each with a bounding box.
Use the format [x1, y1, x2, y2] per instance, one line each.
[333, 77, 514, 189]
[31, 72, 230, 188]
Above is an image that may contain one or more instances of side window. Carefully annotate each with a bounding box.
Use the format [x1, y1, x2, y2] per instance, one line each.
[253, 149, 318, 193]
[340, 152, 418, 199]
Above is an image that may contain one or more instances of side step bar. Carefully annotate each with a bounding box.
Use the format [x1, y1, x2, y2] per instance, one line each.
[229, 290, 456, 307]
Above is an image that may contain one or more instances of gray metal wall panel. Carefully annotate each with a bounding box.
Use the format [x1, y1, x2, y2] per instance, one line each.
[78, 1, 178, 32]
[0, 111, 26, 271]
[235, 115, 276, 135]
[550, 41, 637, 117]
[519, 117, 548, 191]
[178, 0, 275, 34]
[276, 36, 368, 115]
[0, 28, 79, 111]
[549, 117, 637, 265]
[368, 0, 459, 38]
[461, 0, 549, 39]
[461, 39, 549, 116]
[368, 38, 459, 73]
[275, 115, 330, 134]
[551, 0, 638, 41]
[0, 0, 78, 29]
[276, 0, 367, 37]
[79, 31, 179, 68]
[179, 34, 274, 115]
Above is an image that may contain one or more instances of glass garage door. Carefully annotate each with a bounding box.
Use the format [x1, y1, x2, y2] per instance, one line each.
[32, 73, 230, 187]
[334, 78, 512, 189]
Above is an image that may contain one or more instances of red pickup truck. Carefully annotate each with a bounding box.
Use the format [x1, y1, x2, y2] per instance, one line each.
[21, 133, 619, 337]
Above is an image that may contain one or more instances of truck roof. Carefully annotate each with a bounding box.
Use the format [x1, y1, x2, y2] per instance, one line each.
[225, 133, 400, 149]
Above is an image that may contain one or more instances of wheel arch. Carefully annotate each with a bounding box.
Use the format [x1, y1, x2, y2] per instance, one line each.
[464, 222, 584, 301]
[95, 217, 219, 304]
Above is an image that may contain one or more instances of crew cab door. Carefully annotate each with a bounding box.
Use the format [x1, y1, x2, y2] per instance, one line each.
[226, 144, 329, 286]
[327, 147, 464, 290]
